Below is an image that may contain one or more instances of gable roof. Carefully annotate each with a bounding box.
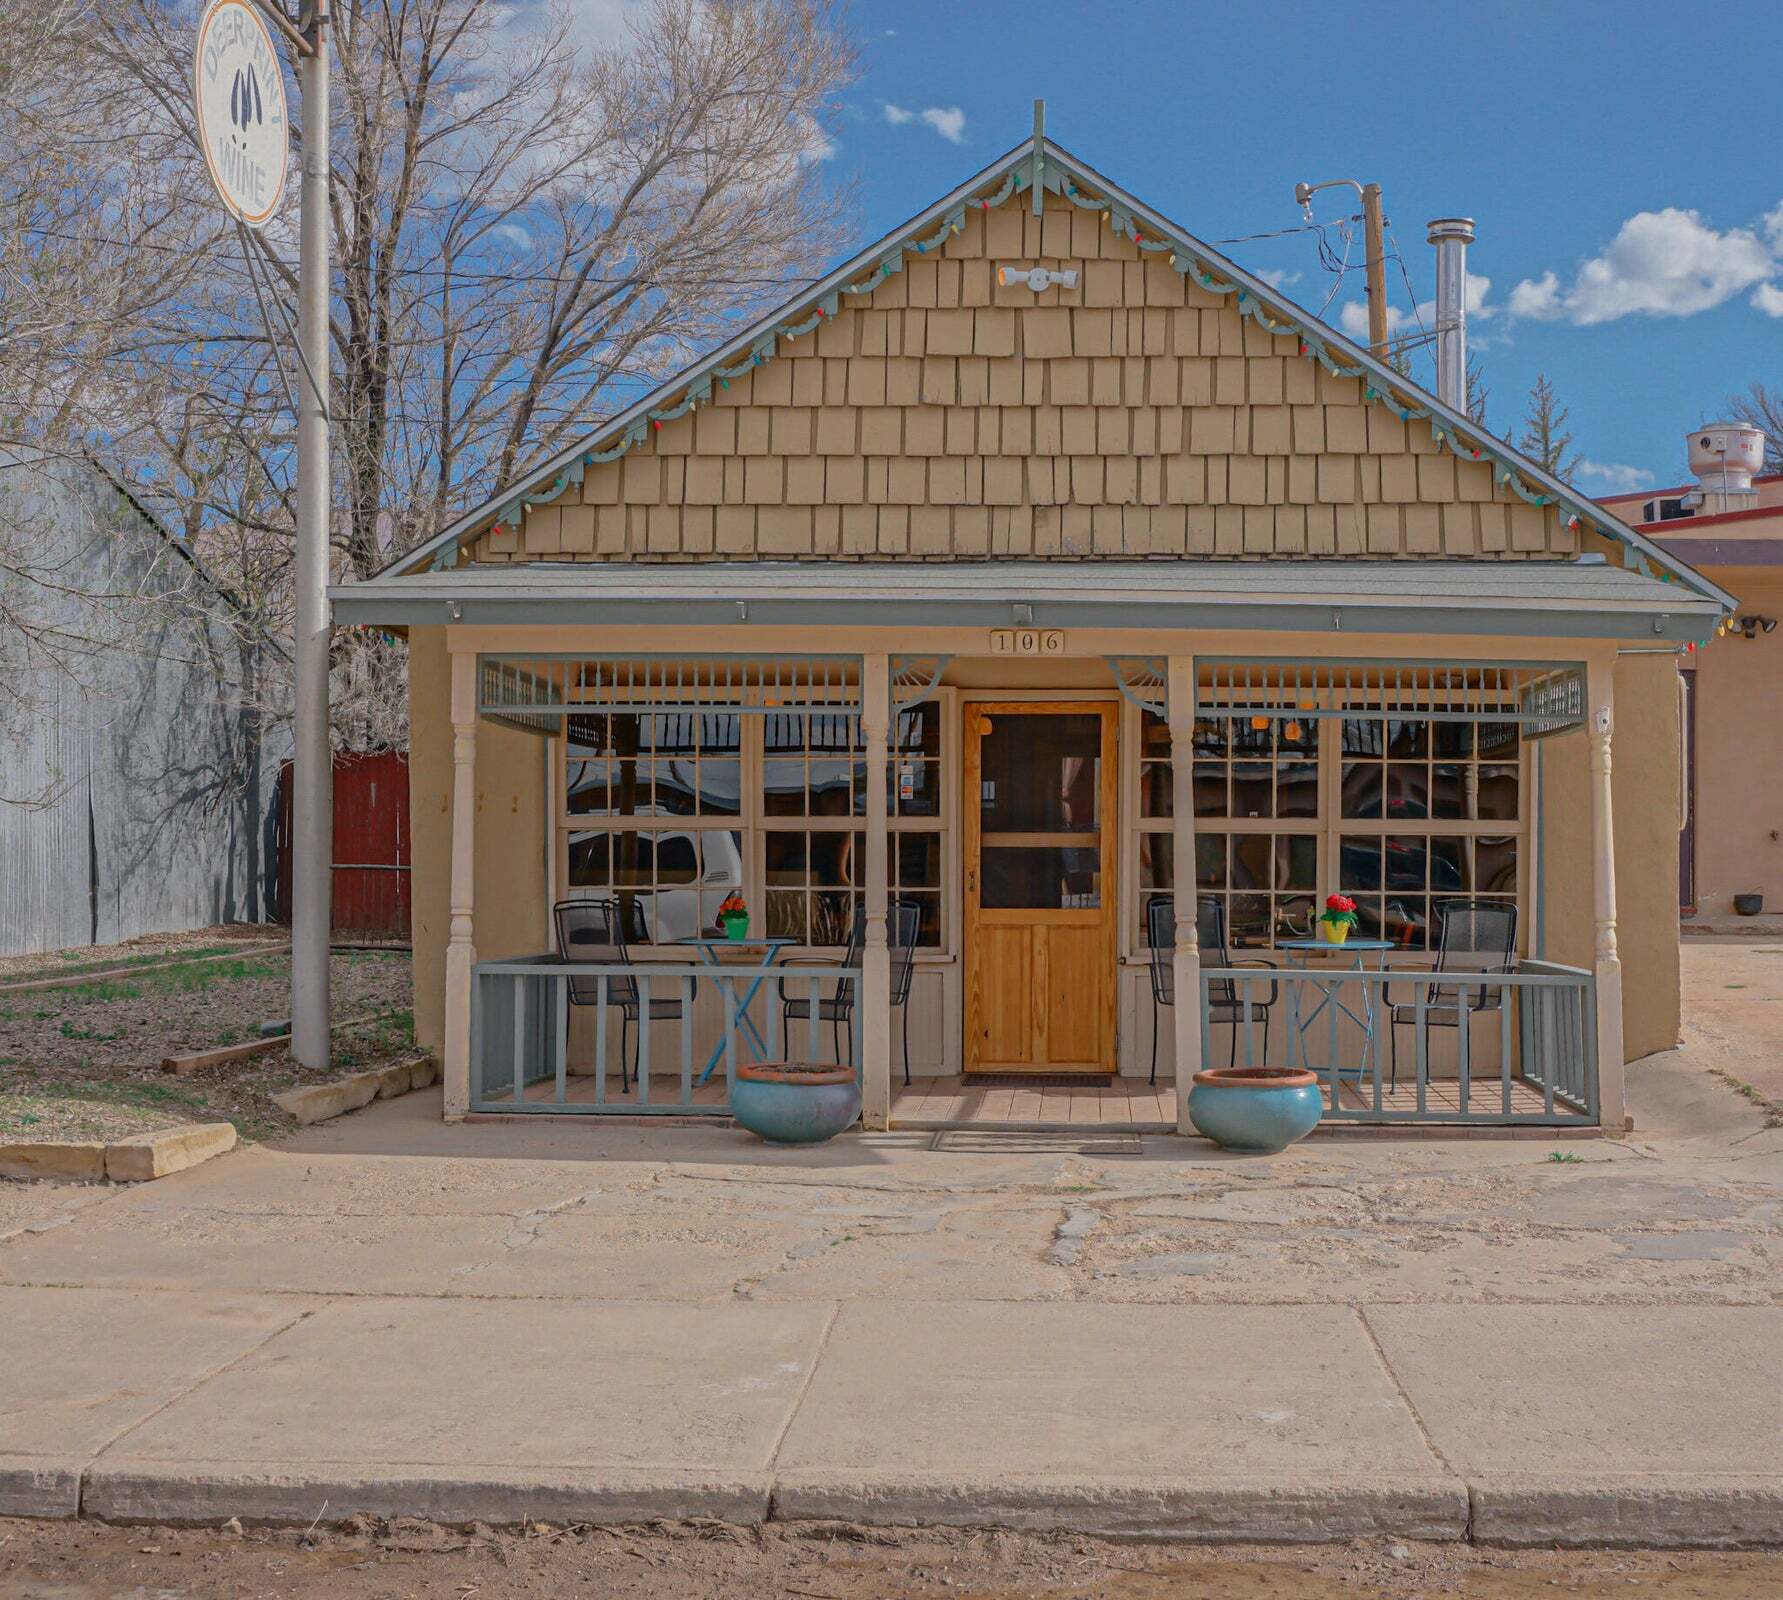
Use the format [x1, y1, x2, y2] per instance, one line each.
[369, 122, 1734, 612]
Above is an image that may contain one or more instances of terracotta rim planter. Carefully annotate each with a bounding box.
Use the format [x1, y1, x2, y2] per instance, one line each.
[1192, 1066, 1319, 1091]
[735, 1062, 856, 1087]
[1187, 1065, 1324, 1153]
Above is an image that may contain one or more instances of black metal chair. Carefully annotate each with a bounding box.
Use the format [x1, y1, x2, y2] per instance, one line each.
[1146, 895, 1279, 1083]
[552, 897, 684, 1089]
[1388, 899, 1519, 1089]
[779, 900, 921, 1077]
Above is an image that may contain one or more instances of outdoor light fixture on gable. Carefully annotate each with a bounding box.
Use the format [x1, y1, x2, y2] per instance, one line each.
[1737, 616, 1778, 640]
[997, 264, 1079, 292]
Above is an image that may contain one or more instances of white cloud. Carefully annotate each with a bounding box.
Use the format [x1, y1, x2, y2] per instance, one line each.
[1509, 205, 1780, 324]
[1258, 268, 1301, 290]
[1508, 271, 1562, 320]
[882, 102, 966, 143]
[1335, 272, 1494, 341]
[1753, 281, 1783, 318]
[919, 106, 967, 144]
[1339, 300, 1412, 339]
[1576, 460, 1655, 493]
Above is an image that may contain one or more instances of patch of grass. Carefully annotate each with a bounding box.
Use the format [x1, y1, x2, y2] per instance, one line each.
[52, 980, 142, 1003]
[34, 1079, 208, 1113]
[1708, 1067, 1783, 1128]
[4, 944, 241, 987]
[48, 956, 285, 1006]
[59, 1020, 127, 1042]
[1546, 1151, 1584, 1164]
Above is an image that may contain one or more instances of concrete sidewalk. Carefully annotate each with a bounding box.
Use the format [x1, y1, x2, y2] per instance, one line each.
[5, 1283, 1780, 1546]
[4, 938, 1782, 1548]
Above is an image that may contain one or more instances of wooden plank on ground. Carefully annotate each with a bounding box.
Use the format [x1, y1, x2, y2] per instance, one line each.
[160, 1008, 408, 1075]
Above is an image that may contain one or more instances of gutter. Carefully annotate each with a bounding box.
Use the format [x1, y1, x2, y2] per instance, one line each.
[330, 585, 1714, 643]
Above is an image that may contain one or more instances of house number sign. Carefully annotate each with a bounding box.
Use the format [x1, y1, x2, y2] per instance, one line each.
[989, 628, 1066, 656]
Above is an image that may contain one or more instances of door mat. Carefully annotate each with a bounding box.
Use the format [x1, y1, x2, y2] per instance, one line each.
[929, 1130, 1144, 1156]
[963, 1074, 1118, 1087]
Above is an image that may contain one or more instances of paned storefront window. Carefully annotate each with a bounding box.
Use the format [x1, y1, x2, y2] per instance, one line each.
[561, 701, 944, 948]
[1136, 709, 1523, 951]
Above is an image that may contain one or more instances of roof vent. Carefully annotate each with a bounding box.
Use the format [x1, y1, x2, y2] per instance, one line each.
[1684, 422, 1765, 514]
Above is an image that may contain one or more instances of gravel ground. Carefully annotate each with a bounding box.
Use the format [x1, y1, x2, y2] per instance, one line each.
[0, 1520, 1778, 1598]
[0, 935, 416, 1144]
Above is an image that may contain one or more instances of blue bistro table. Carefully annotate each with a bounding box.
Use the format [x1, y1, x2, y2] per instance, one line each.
[673, 935, 796, 1083]
[1276, 937, 1398, 1080]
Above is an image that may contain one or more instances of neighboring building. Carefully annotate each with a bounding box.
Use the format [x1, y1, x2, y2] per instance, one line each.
[334, 121, 1732, 1136]
[1596, 425, 1783, 924]
[0, 452, 284, 955]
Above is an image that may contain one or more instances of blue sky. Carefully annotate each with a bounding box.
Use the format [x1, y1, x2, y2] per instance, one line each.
[830, 0, 1783, 494]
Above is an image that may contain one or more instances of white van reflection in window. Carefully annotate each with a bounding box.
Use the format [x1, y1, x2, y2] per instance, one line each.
[566, 828, 744, 943]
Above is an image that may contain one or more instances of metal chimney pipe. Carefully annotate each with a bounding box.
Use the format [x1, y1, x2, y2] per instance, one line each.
[1426, 217, 1475, 413]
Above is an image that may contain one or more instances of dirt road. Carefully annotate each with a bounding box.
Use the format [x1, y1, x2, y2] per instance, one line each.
[3, 1520, 1781, 1599]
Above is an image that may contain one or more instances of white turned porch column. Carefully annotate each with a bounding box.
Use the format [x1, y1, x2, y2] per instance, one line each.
[1167, 656, 1203, 1134]
[860, 653, 892, 1130]
[442, 650, 479, 1119]
[1586, 657, 1625, 1132]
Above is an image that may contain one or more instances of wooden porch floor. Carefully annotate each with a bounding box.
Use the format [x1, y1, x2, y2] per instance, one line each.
[478, 1069, 1566, 1125]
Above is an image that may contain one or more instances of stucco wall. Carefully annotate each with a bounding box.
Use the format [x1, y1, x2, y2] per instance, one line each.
[467, 191, 1577, 566]
[1684, 572, 1783, 917]
[408, 627, 548, 1056]
[1539, 652, 1681, 1061]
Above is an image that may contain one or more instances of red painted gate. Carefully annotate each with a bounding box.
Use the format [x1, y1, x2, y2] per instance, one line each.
[275, 751, 411, 941]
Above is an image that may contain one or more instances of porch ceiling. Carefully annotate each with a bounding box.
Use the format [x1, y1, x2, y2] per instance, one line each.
[331, 558, 1717, 642]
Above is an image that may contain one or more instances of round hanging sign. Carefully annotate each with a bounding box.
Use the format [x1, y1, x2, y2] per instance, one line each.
[193, 0, 289, 229]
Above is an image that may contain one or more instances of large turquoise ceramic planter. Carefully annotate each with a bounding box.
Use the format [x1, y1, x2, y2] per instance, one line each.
[1187, 1067, 1324, 1154]
[730, 1063, 861, 1146]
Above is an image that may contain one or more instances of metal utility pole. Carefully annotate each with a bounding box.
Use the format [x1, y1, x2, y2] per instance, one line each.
[290, 0, 333, 1067]
[196, 0, 331, 1064]
[1296, 176, 1391, 357]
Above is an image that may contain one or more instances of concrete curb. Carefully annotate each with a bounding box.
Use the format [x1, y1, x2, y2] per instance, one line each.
[81, 1464, 772, 1529]
[0, 1458, 82, 1519]
[1468, 1475, 1783, 1549]
[771, 1473, 1471, 1542]
[12, 1462, 1782, 1546]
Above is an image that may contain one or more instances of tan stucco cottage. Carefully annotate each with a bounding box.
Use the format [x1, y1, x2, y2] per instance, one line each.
[333, 120, 1732, 1137]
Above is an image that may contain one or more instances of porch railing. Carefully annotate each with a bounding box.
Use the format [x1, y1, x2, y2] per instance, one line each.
[470, 958, 863, 1115]
[1196, 960, 1597, 1126]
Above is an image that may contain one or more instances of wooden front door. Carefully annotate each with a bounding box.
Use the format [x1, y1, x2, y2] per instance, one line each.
[963, 702, 1118, 1075]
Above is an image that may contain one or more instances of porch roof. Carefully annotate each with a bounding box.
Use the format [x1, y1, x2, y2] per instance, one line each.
[331, 557, 1715, 642]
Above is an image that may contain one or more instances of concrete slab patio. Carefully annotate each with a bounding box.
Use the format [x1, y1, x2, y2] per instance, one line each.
[1, 942, 1780, 1546]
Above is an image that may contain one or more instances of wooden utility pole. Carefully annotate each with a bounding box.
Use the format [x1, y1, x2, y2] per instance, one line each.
[1296, 176, 1391, 358]
[1361, 182, 1388, 357]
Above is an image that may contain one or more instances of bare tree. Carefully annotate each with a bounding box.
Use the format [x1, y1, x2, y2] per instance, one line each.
[1517, 373, 1579, 484]
[14, 0, 855, 750]
[1464, 353, 1488, 426]
[1726, 382, 1783, 472]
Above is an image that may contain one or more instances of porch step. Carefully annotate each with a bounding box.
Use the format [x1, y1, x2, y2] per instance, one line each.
[891, 1117, 1174, 1136]
[928, 1129, 1146, 1155]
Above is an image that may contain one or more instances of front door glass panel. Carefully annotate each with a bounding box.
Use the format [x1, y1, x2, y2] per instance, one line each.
[976, 712, 1102, 909]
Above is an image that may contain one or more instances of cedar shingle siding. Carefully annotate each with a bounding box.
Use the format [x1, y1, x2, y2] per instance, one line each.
[476, 193, 1574, 565]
